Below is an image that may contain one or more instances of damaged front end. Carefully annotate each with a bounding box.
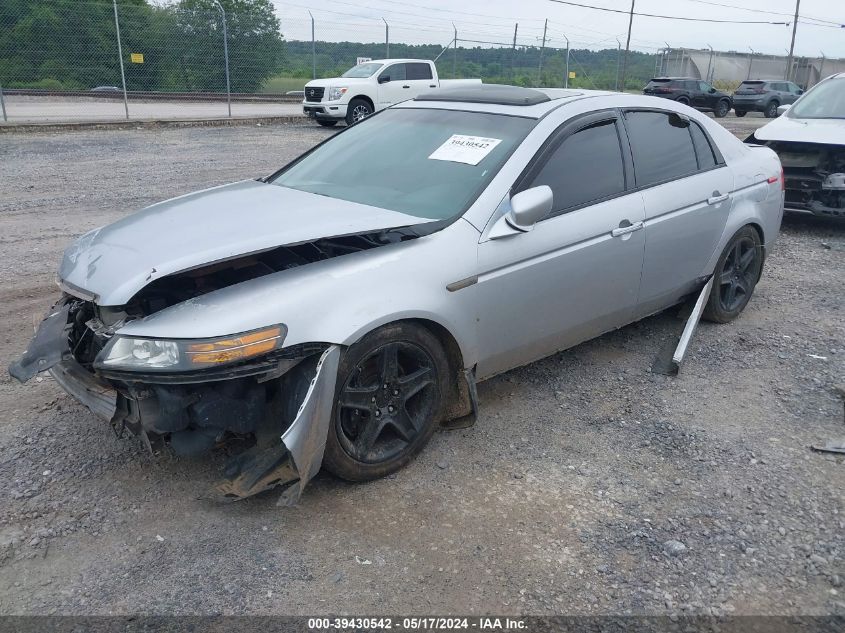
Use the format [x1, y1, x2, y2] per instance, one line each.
[10, 295, 340, 505]
[762, 140, 845, 218]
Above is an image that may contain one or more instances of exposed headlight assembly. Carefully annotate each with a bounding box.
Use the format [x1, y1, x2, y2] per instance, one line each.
[95, 325, 287, 372]
[327, 86, 347, 101]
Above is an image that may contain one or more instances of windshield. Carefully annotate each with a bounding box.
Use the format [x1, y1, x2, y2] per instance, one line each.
[341, 63, 383, 78]
[788, 77, 845, 119]
[270, 108, 535, 220]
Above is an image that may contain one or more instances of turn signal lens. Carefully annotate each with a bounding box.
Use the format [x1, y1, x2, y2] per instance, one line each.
[186, 326, 284, 365]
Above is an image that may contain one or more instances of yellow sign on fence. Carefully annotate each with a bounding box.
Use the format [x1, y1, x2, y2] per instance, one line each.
[568, 71, 576, 79]
[130, 53, 144, 64]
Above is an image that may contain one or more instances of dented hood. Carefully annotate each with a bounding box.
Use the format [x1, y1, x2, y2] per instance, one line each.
[753, 115, 845, 145]
[59, 180, 431, 306]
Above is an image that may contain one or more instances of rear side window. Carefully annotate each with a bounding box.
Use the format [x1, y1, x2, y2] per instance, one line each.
[407, 63, 433, 80]
[525, 120, 626, 214]
[689, 122, 717, 170]
[624, 111, 699, 187]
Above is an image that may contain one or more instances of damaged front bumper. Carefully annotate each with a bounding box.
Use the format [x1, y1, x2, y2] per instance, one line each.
[9, 298, 342, 505]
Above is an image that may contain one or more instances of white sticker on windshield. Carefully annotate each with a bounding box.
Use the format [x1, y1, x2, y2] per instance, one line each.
[428, 134, 502, 166]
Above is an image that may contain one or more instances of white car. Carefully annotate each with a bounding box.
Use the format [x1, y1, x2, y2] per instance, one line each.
[302, 59, 480, 126]
[749, 72, 845, 219]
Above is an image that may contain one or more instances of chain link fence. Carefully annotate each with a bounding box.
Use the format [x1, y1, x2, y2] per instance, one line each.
[3, 1, 841, 124]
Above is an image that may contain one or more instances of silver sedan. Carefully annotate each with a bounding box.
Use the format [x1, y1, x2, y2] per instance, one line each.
[9, 85, 784, 503]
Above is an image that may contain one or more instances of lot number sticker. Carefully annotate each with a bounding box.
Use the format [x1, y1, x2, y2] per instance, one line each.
[429, 135, 502, 166]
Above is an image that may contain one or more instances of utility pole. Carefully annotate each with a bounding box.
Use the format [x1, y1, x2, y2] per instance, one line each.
[537, 18, 548, 86]
[747, 46, 756, 80]
[212, 0, 231, 118]
[786, 0, 800, 81]
[112, 0, 129, 120]
[619, 0, 635, 92]
[511, 23, 518, 79]
[383, 18, 389, 58]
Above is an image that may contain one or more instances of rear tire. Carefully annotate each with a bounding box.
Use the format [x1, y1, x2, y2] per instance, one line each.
[764, 101, 779, 118]
[734, 109, 747, 117]
[703, 226, 763, 324]
[323, 323, 449, 482]
[677, 96, 690, 106]
[714, 100, 730, 118]
[317, 120, 337, 127]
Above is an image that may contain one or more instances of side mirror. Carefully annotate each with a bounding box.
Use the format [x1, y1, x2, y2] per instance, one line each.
[777, 104, 791, 116]
[709, 87, 716, 93]
[508, 186, 553, 231]
[378, 75, 390, 84]
[797, 89, 804, 95]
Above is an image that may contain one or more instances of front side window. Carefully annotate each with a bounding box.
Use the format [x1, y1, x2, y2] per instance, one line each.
[271, 108, 535, 220]
[524, 119, 626, 214]
[380, 64, 406, 82]
[624, 111, 699, 187]
[699, 81, 712, 92]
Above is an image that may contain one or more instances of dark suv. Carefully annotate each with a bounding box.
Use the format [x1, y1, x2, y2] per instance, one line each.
[643, 77, 732, 118]
[732, 80, 804, 118]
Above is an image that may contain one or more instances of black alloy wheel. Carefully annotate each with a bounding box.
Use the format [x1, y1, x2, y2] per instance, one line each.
[703, 226, 763, 323]
[323, 323, 448, 481]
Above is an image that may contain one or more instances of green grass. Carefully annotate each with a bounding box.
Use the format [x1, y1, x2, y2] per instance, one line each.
[259, 76, 308, 93]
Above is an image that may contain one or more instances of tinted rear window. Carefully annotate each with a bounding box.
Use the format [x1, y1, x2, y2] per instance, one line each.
[624, 111, 699, 187]
[646, 79, 674, 88]
[690, 122, 717, 170]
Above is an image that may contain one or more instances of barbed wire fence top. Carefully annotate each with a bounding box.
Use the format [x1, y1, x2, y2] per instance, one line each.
[1, 1, 842, 123]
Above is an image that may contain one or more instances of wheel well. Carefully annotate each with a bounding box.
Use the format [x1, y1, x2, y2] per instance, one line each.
[350, 95, 374, 110]
[744, 222, 766, 282]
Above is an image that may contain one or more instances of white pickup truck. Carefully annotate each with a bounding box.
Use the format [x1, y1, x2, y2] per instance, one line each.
[302, 59, 481, 126]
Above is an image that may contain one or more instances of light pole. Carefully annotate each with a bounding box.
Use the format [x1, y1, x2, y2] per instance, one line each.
[383, 18, 389, 58]
[112, 0, 129, 120]
[615, 38, 621, 91]
[212, 0, 231, 117]
[619, 0, 635, 92]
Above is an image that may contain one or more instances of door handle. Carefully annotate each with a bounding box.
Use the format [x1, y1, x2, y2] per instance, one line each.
[402, 85, 410, 88]
[429, 84, 436, 88]
[707, 193, 730, 205]
[611, 221, 644, 237]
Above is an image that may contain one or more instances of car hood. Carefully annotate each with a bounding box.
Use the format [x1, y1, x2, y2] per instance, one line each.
[304, 77, 374, 89]
[59, 180, 432, 306]
[753, 115, 845, 145]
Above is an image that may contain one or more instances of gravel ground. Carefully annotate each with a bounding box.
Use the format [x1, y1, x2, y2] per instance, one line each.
[0, 115, 842, 617]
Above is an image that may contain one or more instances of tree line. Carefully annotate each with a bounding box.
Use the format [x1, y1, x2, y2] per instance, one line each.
[0, 0, 657, 93]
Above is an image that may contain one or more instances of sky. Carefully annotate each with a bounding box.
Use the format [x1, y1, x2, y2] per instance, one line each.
[268, 0, 845, 58]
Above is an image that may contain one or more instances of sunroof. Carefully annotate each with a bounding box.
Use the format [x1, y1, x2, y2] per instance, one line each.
[415, 84, 552, 106]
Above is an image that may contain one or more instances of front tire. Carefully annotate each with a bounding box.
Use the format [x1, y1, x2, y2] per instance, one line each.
[323, 323, 449, 482]
[345, 98, 373, 125]
[714, 100, 730, 118]
[703, 226, 763, 323]
[764, 101, 779, 118]
[317, 120, 337, 127]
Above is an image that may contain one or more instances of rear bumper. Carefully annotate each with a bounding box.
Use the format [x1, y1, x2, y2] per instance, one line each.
[732, 98, 766, 111]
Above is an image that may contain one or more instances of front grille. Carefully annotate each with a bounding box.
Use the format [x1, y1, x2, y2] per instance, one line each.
[304, 87, 324, 102]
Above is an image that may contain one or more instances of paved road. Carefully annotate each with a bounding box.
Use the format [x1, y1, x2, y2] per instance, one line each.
[0, 96, 305, 123]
